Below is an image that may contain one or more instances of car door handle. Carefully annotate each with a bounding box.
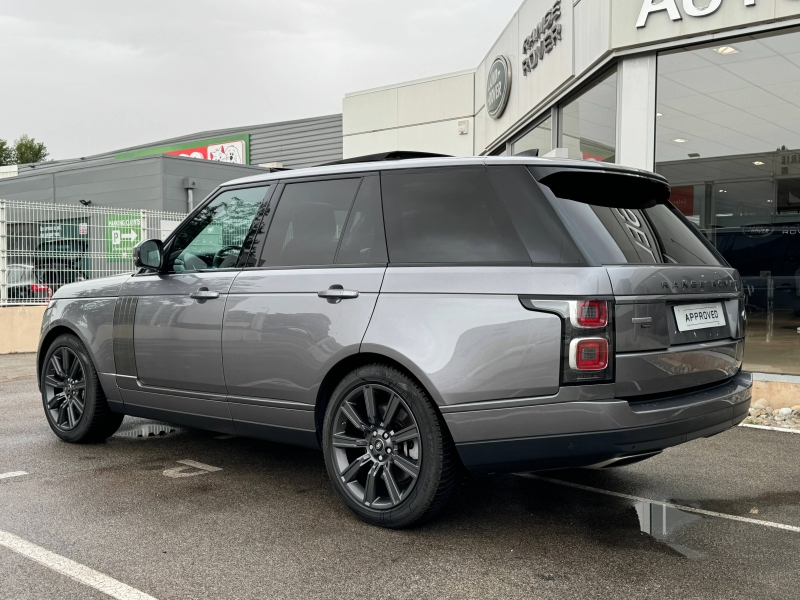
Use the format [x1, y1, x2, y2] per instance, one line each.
[190, 290, 220, 300]
[318, 287, 359, 303]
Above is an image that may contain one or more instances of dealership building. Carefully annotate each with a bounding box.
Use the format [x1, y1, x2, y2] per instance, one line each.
[342, 0, 800, 379]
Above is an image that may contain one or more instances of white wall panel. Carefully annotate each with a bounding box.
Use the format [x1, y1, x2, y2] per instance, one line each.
[343, 129, 399, 159]
[777, 0, 800, 19]
[574, 0, 611, 76]
[397, 119, 475, 156]
[397, 73, 474, 127]
[342, 88, 398, 136]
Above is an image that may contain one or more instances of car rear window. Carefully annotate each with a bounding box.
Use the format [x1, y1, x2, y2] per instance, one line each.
[380, 167, 530, 265]
[533, 168, 724, 266]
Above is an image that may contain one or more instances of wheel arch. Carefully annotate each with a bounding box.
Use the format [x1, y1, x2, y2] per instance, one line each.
[314, 351, 445, 447]
[37, 324, 95, 389]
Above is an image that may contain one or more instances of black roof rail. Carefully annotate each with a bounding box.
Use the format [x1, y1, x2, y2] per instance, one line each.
[324, 151, 453, 166]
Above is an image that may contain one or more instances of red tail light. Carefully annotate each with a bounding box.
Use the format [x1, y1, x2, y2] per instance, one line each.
[575, 300, 608, 328]
[520, 296, 615, 385]
[570, 338, 609, 371]
[30, 284, 50, 294]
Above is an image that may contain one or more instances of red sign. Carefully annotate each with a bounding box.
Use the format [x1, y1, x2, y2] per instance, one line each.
[164, 140, 246, 164]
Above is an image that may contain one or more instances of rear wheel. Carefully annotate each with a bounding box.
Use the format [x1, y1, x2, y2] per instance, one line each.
[41, 333, 123, 443]
[322, 364, 457, 528]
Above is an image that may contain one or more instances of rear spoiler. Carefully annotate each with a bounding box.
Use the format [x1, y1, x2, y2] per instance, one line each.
[529, 166, 671, 209]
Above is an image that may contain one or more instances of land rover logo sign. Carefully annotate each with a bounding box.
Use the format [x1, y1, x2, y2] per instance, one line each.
[487, 56, 511, 120]
[743, 223, 774, 238]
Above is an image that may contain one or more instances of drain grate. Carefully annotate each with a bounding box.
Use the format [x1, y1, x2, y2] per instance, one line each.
[116, 424, 177, 439]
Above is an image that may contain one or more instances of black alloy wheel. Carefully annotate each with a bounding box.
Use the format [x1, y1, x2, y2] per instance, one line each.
[40, 333, 124, 443]
[323, 364, 458, 528]
[43, 346, 86, 431]
[331, 382, 422, 509]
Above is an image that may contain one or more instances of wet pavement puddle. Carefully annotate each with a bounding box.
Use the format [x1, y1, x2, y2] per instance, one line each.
[516, 472, 800, 557]
[635, 500, 703, 558]
[115, 424, 178, 439]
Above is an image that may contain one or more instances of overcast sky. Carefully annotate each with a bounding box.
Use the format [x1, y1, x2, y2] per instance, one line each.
[0, 0, 522, 160]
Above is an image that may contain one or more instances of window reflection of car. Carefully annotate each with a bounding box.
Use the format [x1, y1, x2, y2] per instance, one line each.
[6, 264, 51, 302]
[714, 226, 799, 311]
[34, 239, 89, 292]
[35, 259, 88, 292]
[795, 266, 800, 316]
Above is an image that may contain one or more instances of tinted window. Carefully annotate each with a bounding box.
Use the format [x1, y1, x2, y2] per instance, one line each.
[336, 176, 387, 265]
[487, 166, 583, 264]
[645, 203, 721, 265]
[536, 169, 722, 266]
[560, 203, 722, 266]
[168, 186, 268, 272]
[261, 178, 361, 267]
[381, 168, 529, 264]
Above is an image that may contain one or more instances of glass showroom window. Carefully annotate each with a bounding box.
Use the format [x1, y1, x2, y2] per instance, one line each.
[513, 116, 553, 157]
[655, 29, 800, 375]
[559, 69, 617, 162]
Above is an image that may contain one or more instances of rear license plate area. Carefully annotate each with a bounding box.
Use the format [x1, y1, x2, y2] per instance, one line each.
[673, 302, 726, 332]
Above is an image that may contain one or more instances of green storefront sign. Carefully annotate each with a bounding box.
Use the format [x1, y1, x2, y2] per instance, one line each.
[106, 214, 141, 261]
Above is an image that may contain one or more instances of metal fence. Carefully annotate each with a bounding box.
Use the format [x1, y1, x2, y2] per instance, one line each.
[0, 200, 187, 306]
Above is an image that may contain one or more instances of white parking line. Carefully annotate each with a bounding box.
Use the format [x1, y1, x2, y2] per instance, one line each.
[163, 459, 223, 478]
[0, 471, 28, 480]
[176, 459, 222, 472]
[739, 423, 800, 434]
[516, 474, 800, 533]
[0, 530, 158, 600]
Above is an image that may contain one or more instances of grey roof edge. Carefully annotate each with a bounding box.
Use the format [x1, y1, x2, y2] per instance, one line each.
[17, 113, 342, 170]
[6, 154, 272, 181]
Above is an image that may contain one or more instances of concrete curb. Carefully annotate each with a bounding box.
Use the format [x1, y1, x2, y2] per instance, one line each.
[739, 423, 800, 434]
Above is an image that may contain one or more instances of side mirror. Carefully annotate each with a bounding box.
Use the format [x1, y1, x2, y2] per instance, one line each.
[133, 239, 164, 270]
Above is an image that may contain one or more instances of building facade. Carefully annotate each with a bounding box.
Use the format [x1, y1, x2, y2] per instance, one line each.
[0, 114, 343, 212]
[343, 0, 800, 377]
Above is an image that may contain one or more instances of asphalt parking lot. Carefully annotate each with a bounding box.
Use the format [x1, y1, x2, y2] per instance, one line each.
[1, 354, 799, 600]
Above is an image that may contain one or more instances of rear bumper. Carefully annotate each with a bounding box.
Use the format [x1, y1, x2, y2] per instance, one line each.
[446, 371, 752, 475]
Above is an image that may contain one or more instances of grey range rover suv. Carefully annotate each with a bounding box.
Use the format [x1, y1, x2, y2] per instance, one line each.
[37, 154, 752, 528]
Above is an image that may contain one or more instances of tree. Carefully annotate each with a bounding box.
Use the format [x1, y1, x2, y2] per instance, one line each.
[13, 135, 48, 164]
[0, 139, 12, 166]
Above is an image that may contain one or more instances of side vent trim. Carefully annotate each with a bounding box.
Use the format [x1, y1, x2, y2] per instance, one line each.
[113, 296, 138, 377]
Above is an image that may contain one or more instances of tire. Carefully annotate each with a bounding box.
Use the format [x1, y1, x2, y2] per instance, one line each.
[40, 333, 123, 443]
[322, 364, 458, 528]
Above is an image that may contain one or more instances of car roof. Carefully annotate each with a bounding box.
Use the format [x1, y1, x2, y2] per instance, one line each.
[221, 156, 666, 188]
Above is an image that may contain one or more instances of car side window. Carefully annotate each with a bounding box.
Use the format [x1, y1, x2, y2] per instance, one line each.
[167, 186, 269, 273]
[259, 178, 361, 267]
[380, 167, 530, 264]
[336, 176, 387, 265]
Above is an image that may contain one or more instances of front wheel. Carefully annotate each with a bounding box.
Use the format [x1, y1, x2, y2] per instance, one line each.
[322, 364, 457, 528]
[41, 333, 123, 443]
